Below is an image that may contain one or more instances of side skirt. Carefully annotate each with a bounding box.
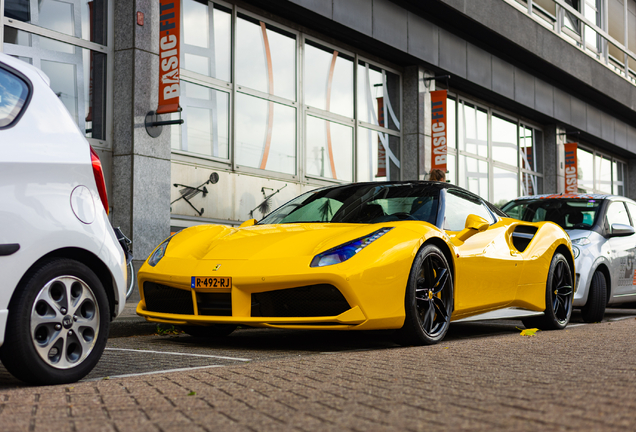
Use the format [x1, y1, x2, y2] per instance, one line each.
[452, 307, 544, 323]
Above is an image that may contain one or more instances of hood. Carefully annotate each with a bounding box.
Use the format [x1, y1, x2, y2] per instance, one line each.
[167, 223, 393, 261]
[565, 228, 592, 242]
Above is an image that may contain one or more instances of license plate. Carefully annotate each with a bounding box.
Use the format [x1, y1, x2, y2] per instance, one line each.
[191, 276, 232, 290]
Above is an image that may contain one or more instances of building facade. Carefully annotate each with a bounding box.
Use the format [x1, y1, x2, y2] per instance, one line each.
[2, 0, 636, 280]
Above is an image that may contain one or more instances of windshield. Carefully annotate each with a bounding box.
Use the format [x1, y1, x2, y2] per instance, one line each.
[501, 198, 602, 230]
[258, 183, 440, 225]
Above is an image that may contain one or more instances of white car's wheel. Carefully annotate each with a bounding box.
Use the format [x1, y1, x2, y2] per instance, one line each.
[0, 258, 109, 385]
[581, 270, 607, 323]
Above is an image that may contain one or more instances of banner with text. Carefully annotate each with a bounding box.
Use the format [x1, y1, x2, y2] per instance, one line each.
[157, 0, 181, 114]
[564, 142, 578, 194]
[430, 90, 447, 173]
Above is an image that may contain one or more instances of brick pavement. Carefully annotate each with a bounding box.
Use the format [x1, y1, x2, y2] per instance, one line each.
[1, 318, 636, 431]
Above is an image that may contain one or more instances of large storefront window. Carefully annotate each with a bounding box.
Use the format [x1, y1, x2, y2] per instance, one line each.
[577, 146, 626, 194]
[446, 94, 544, 206]
[3, 1, 109, 141]
[173, 4, 401, 183]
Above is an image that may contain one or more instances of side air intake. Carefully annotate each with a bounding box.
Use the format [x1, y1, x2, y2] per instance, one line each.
[512, 225, 538, 252]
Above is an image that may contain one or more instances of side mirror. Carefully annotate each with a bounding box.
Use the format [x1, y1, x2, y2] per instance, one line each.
[239, 218, 257, 228]
[610, 223, 635, 237]
[453, 214, 490, 244]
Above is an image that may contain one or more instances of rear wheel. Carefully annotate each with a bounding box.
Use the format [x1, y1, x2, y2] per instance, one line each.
[0, 258, 110, 385]
[522, 253, 573, 330]
[581, 270, 607, 323]
[394, 244, 453, 346]
[181, 324, 236, 338]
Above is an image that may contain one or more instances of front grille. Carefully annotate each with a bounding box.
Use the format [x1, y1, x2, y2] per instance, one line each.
[197, 292, 232, 316]
[251, 284, 350, 318]
[143, 282, 194, 315]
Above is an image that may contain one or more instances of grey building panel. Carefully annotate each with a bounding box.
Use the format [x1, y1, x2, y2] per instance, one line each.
[114, 0, 134, 51]
[439, 28, 466, 78]
[600, 111, 615, 144]
[491, 56, 514, 99]
[288, 0, 332, 17]
[534, 79, 553, 118]
[586, 105, 602, 138]
[571, 97, 587, 131]
[514, 68, 534, 109]
[373, 0, 408, 51]
[628, 126, 636, 155]
[553, 87, 571, 124]
[615, 120, 628, 149]
[333, 0, 372, 36]
[407, 12, 438, 66]
[466, 43, 491, 90]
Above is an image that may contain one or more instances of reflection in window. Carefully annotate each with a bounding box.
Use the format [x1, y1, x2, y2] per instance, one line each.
[492, 115, 517, 166]
[172, 82, 229, 159]
[357, 127, 400, 182]
[304, 41, 353, 118]
[0, 66, 30, 128]
[447, 153, 456, 184]
[493, 167, 518, 207]
[444, 189, 493, 231]
[357, 62, 400, 131]
[4, 30, 107, 139]
[447, 97, 456, 149]
[458, 155, 489, 200]
[235, 93, 296, 175]
[613, 161, 624, 195]
[607, 201, 630, 228]
[459, 101, 488, 157]
[181, 1, 231, 82]
[4, 0, 107, 45]
[306, 116, 352, 181]
[577, 148, 594, 193]
[596, 154, 612, 193]
[236, 15, 296, 101]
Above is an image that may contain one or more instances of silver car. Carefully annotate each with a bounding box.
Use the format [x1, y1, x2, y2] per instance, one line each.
[502, 194, 636, 322]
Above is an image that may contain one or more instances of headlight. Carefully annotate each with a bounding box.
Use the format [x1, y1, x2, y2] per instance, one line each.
[571, 237, 591, 246]
[572, 245, 580, 259]
[310, 228, 393, 267]
[148, 235, 174, 267]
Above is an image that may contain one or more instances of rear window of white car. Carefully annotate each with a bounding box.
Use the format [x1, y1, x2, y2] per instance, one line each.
[0, 66, 30, 128]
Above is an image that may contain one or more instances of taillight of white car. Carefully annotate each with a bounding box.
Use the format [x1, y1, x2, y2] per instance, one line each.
[90, 146, 109, 215]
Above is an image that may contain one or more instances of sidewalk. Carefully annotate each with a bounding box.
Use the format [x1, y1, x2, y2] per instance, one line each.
[109, 295, 156, 338]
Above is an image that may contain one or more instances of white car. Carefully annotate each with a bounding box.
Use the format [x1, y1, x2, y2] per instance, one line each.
[503, 194, 636, 323]
[0, 53, 128, 385]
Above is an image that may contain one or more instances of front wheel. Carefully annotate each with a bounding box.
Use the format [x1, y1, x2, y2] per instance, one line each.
[0, 258, 110, 385]
[522, 253, 573, 330]
[394, 244, 453, 346]
[581, 270, 606, 323]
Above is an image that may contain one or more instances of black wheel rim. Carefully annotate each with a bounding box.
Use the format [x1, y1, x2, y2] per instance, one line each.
[415, 253, 452, 338]
[552, 260, 573, 324]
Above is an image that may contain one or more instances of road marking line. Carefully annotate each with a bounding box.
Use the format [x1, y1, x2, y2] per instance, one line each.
[88, 364, 227, 381]
[609, 315, 636, 321]
[567, 324, 586, 327]
[105, 347, 251, 362]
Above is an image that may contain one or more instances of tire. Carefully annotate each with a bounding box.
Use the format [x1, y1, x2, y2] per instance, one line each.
[581, 271, 607, 323]
[0, 258, 110, 385]
[394, 244, 453, 346]
[125, 261, 136, 301]
[181, 324, 237, 338]
[522, 253, 573, 330]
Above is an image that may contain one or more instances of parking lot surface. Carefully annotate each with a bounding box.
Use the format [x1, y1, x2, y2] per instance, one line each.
[1, 308, 635, 431]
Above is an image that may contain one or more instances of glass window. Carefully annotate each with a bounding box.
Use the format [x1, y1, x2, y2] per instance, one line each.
[625, 201, 636, 227]
[447, 153, 456, 185]
[596, 154, 612, 193]
[172, 82, 229, 159]
[443, 189, 494, 231]
[236, 15, 296, 101]
[577, 148, 594, 193]
[459, 101, 488, 157]
[306, 116, 353, 181]
[607, 201, 631, 229]
[357, 62, 400, 131]
[4, 0, 108, 45]
[458, 155, 489, 200]
[613, 160, 625, 195]
[447, 97, 456, 150]
[492, 115, 517, 166]
[181, 1, 231, 82]
[357, 127, 400, 182]
[235, 93, 296, 175]
[4, 30, 107, 139]
[493, 166, 518, 208]
[0, 66, 30, 128]
[304, 41, 353, 118]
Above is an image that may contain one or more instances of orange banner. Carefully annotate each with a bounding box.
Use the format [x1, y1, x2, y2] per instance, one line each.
[564, 142, 578, 194]
[430, 90, 447, 172]
[157, 0, 181, 114]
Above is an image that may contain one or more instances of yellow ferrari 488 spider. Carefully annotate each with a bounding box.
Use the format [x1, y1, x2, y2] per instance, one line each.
[137, 182, 575, 345]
